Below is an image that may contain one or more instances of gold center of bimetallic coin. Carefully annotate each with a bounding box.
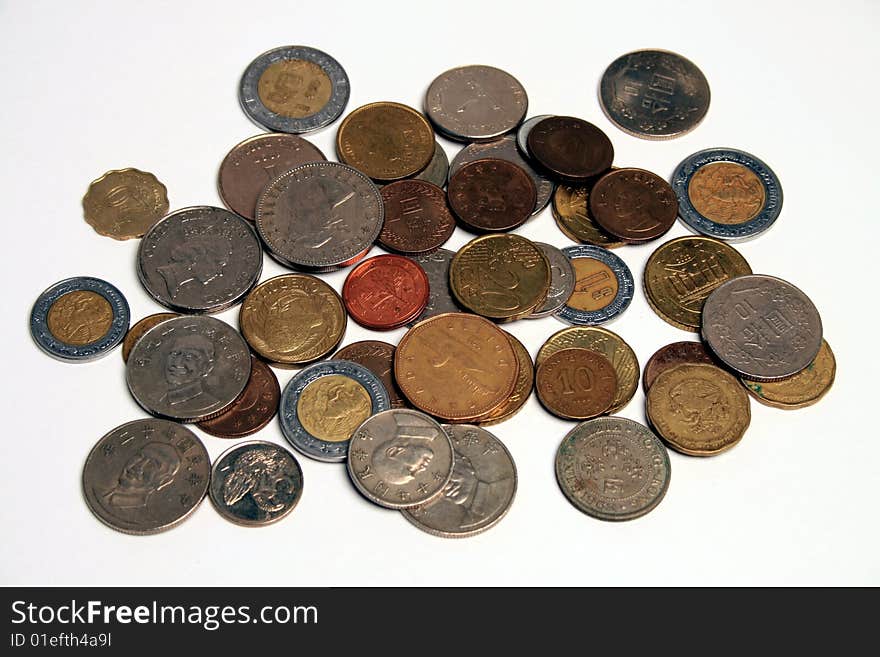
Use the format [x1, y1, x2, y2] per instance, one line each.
[567, 258, 618, 311]
[297, 375, 372, 442]
[46, 291, 113, 345]
[687, 162, 766, 225]
[257, 59, 333, 118]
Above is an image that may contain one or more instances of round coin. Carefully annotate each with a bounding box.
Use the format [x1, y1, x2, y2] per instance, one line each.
[590, 168, 677, 242]
[334, 340, 408, 409]
[82, 168, 168, 240]
[516, 114, 554, 157]
[197, 357, 280, 438]
[536, 348, 617, 420]
[406, 248, 465, 325]
[409, 141, 449, 188]
[83, 418, 210, 534]
[122, 313, 179, 362]
[551, 184, 625, 248]
[342, 255, 430, 330]
[378, 180, 455, 254]
[642, 341, 717, 392]
[741, 339, 836, 409]
[555, 245, 634, 325]
[527, 242, 575, 319]
[475, 331, 534, 426]
[448, 158, 536, 232]
[526, 116, 613, 182]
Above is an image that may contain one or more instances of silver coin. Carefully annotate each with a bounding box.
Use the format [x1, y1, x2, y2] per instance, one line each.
[239, 45, 350, 134]
[599, 49, 710, 140]
[83, 418, 210, 535]
[138, 206, 263, 313]
[528, 242, 575, 318]
[448, 134, 553, 214]
[411, 141, 449, 188]
[209, 441, 304, 527]
[701, 274, 822, 381]
[126, 316, 252, 422]
[672, 148, 783, 242]
[30, 276, 129, 362]
[256, 161, 383, 271]
[516, 114, 554, 156]
[347, 409, 454, 509]
[402, 424, 517, 538]
[425, 65, 528, 142]
[406, 248, 465, 325]
[556, 417, 670, 521]
[554, 245, 634, 325]
[279, 360, 391, 463]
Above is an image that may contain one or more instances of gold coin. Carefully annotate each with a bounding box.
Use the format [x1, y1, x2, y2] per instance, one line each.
[257, 59, 333, 119]
[122, 312, 179, 362]
[297, 375, 372, 441]
[240, 274, 346, 366]
[644, 236, 751, 331]
[741, 339, 835, 409]
[688, 162, 765, 225]
[449, 234, 551, 322]
[336, 102, 435, 181]
[394, 313, 519, 421]
[537, 326, 639, 414]
[551, 184, 625, 248]
[47, 291, 113, 345]
[568, 256, 619, 312]
[82, 168, 169, 240]
[475, 330, 534, 426]
[647, 363, 751, 456]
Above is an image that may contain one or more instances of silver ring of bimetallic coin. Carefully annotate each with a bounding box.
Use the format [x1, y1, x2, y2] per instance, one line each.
[555, 245, 634, 325]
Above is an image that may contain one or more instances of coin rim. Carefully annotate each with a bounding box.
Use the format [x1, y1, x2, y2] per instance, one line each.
[555, 245, 634, 325]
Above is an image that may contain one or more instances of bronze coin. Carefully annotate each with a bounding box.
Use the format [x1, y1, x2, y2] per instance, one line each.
[378, 180, 455, 254]
[590, 168, 677, 242]
[642, 341, 717, 392]
[536, 348, 617, 420]
[447, 158, 536, 232]
[526, 116, 614, 182]
[121, 312, 179, 362]
[197, 357, 281, 438]
[475, 330, 534, 426]
[334, 340, 407, 409]
[342, 255, 430, 330]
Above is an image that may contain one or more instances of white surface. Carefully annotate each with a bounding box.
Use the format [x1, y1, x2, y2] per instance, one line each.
[1, 0, 877, 586]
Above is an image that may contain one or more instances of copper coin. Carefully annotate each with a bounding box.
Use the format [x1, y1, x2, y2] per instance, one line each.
[475, 331, 534, 426]
[342, 255, 430, 330]
[526, 116, 614, 182]
[447, 158, 536, 232]
[589, 168, 677, 243]
[121, 312, 179, 362]
[334, 340, 408, 409]
[378, 180, 455, 254]
[536, 348, 617, 420]
[197, 357, 281, 438]
[642, 341, 717, 392]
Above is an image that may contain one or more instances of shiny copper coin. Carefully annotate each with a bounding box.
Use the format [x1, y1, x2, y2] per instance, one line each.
[197, 357, 280, 438]
[121, 312, 179, 362]
[475, 331, 534, 426]
[378, 180, 455, 254]
[536, 348, 617, 420]
[642, 341, 717, 392]
[342, 255, 430, 330]
[447, 158, 536, 232]
[526, 116, 613, 182]
[334, 340, 408, 409]
[590, 168, 677, 243]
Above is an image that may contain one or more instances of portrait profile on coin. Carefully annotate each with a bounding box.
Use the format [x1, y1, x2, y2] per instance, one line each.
[161, 333, 219, 408]
[156, 235, 233, 301]
[373, 436, 435, 485]
[98, 441, 182, 513]
[223, 448, 297, 514]
[439, 451, 513, 529]
[291, 176, 360, 250]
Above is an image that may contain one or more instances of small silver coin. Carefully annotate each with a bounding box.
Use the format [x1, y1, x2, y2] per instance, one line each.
[279, 360, 391, 463]
[411, 141, 449, 188]
[138, 206, 263, 313]
[347, 409, 454, 509]
[402, 424, 517, 538]
[126, 316, 252, 423]
[528, 243, 575, 318]
[239, 45, 350, 134]
[82, 418, 210, 535]
[406, 248, 466, 326]
[30, 276, 129, 362]
[554, 245, 634, 325]
[209, 441, 304, 527]
[516, 114, 554, 156]
[701, 274, 822, 381]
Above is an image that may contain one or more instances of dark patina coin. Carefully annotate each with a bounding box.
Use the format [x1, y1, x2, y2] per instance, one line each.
[379, 180, 455, 254]
[589, 168, 677, 243]
[526, 116, 613, 182]
[197, 357, 281, 438]
[642, 341, 718, 392]
[447, 158, 536, 232]
[335, 340, 408, 409]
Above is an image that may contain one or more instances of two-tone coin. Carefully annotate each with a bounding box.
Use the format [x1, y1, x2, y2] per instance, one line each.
[590, 168, 677, 243]
[334, 340, 408, 409]
[448, 158, 536, 232]
[551, 184, 624, 248]
[741, 339, 836, 409]
[378, 180, 455, 255]
[406, 248, 464, 325]
[555, 245, 634, 325]
[197, 357, 280, 438]
[526, 116, 613, 182]
[527, 242, 575, 319]
[342, 255, 430, 330]
[536, 348, 617, 420]
[82, 168, 168, 240]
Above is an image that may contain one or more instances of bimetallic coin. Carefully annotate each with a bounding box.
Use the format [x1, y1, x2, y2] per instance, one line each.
[590, 168, 677, 243]
[82, 168, 168, 240]
[527, 117, 613, 182]
[31, 277, 129, 362]
[402, 425, 517, 537]
[406, 249, 465, 325]
[126, 316, 251, 423]
[555, 245, 634, 325]
[334, 341, 408, 409]
[122, 313, 179, 362]
[551, 184, 625, 248]
[280, 360, 390, 463]
[516, 114, 554, 157]
[702, 275, 822, 381]
[239, 45, 349, 134]
[197, 357, 280, 438]
[83, 419, 209, 534]
[528, 242, 575, 319]
[476, 331, 533, 426]
[448, 158, 536, 232]
[347, 409, 454, 509]
[556, 417, 670, 521]
[209, 441, 303, 526]
[138, 206, 262, 314]
[672, 148, 783, 241]
[378, 180, 455, 255]
[342, 255, 429, 330]
[642, 341, 717, 392]
[742, 339, 836, 409]
[536, 348, 617, 420]
[599, 49, 710, 140]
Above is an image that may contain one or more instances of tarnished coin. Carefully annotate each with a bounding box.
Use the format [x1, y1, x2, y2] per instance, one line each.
[644, 236, 752, 331]
[334, 340, 408, 409]
[475, 331, 534, 426]
[448, 158, 536, 232]
[702, 275, 823, 381]
[126, 316, 251, 422]
[672, 148, 783, 241]
[551, 184, 625, 248]
[643, 341, 717, 392]
[425, 65, 528, 142]
[347, 409, 454, 509]
[82, 168, 168, 240]
[378, 180, 455, 254]
[516, 114, 554, 157]
[527, 242, 575, 318]
[742, 339, 836, 410]
[409, 141, 449, 188]
[342, 255, 430, 330]
[590, 168, 677, 243]
[556, 417, 670, 521]
[239, 45, 349, 134]
[209, 441, 303, 526]
[280, 360, 390, 462]
[406, 248, 465, 325]
[197, 357, 280, 438]
[647, 363, 751, 456]
[450, 234, 551, 321]
[31, 277, 129, 363]
[83, 418, 209, 535]
[239, 274, 346, 367]
[526, 116, 613, 182]
[256, 161, 383, 271]
[218, 133, 326, 221]
[599, 49, 710, 140]
[122, 313, 179, 362]
[536, 348, 617, 420]
[403, 424, 517, 537]
[138, 206, 262, 313]
[555, 245, 634, 325]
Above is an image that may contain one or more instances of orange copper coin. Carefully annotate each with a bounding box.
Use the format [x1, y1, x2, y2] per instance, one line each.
[121, 312, 179, 362]
[536, 348, 617, 420]
[342, 255, 430, 330]
[688, 162, 766, 225]
[197, 357, 281, 438]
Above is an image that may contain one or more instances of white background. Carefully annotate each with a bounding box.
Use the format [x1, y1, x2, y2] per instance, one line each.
[1, 0, 877, 586]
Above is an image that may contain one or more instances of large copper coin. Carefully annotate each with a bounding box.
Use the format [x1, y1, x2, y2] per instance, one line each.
[121, 312, 179, 362]
[642, 341, 717, 392]
[82, 168, 169, 240]
[741, 339, 836, 410]
[590, 168, 677, 243]
[334, 340, 408, 409]
[394, 313, 518, 421]
[447, 158, 536, 232]
[378, 180, 455, 254]
[526, 116, 613, 182]
[197, 357, 281, 438]
[536, 348, 617, 420]
[342, 255, 430, 330]
[551, 184, 624, 248]
[475, 331, 534, 426]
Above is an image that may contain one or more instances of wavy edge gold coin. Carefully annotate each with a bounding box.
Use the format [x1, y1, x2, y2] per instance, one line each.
[82, 168, 169, 240]
[551, 183, 625, 248]
[741, 339, 836, 409]
[121, 312, 180, 362]
[475, 330, 534, 426]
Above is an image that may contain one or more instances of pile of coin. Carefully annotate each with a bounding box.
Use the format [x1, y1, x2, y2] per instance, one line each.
[30, 44, 832, 534]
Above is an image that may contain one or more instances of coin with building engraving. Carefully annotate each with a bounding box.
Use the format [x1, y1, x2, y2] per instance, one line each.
[590, 168, 677, 243]
[335, 340, 408, 409]
[448, 158, 536, 232]
[741, 339, 835, 409]
[379, 180, 455, 254]
[528, 242, 575, 318]
[122, 313, 180, 362]
[527, 116, 613, 182]
[552, 184, 625, 248]
[197, 357, 280, 438]
[642, 341, 717, 392]
[342, 255, 429, 330]
[537, 348, 617, 420]
[555, 245, 633, 325]
[406, 249, 465, 325]
[82, 168, 169, 240]
[475, 331, 533, 426]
